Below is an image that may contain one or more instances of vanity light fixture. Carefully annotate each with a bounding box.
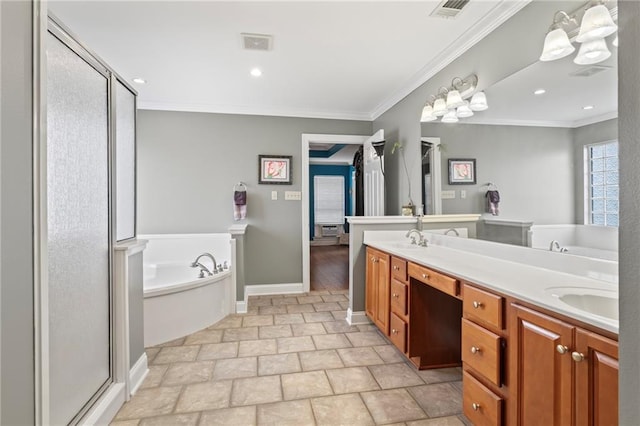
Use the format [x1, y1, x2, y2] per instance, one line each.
[539, 1, 617, 65]
[420, 74, 486, 123]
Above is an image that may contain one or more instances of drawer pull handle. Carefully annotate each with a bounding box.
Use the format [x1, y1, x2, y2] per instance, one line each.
[472, 301, 483, 309]
[392, 329, 398, 334]
[472, 403, 481, 411]
[393, 265, 399, 270]
[392, 293, 399, 298]
[572, 351, 585, 362]
[422, 273, 429, 279]
[556, 345, 569, 355]
[470, 346, 481, 354]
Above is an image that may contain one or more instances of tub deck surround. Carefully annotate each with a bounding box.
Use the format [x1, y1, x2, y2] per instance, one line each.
[364, 230, 618, 334]
[528, 224, 618, 261]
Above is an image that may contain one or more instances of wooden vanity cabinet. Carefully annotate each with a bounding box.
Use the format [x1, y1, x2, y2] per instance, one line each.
[365, 247, 390, 334]
[389, 256, 409, 353]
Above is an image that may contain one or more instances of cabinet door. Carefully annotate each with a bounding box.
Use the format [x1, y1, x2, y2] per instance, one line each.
[510, 304, 574, 426]
[575, 329, 618, 426]
[374, 253, 390, 334]
[365, 248, 377, 322]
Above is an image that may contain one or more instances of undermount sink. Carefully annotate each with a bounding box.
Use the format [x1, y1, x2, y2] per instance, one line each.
[387, 241, 424, 250]
[545, 287, 618, 321]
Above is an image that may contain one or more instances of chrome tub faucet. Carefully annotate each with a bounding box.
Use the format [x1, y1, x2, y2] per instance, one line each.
[191, 252, 219, 278]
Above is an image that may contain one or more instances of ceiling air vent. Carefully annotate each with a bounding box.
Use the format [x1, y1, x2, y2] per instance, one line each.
[241, 33, 273, 51]
[430, 0, 470, 19]
[569, 65, 613, 78]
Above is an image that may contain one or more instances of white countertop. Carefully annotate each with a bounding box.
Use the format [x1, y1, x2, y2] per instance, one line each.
[364, 231, 618, 334]
[347, 214, 481, 225]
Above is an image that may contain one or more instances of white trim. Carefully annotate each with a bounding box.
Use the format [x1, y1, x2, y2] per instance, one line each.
[78, 383, 126, 426]
[347, 214, 481, 225]
[458, 110, 618, 129]
[421, 137, 442, 215]
[139, 102, 372, 122]
[128, 354, 148, 396]
[236, 300, 247, 314]
[228, 223, 248, 235]
[238, 283, 305, 313]
[302, 133, 370, 294]
[346, 309, 370, 325]
[114, 238, 147, 256]
[370, 0, 531, 120]
[483, 218, 534, 227]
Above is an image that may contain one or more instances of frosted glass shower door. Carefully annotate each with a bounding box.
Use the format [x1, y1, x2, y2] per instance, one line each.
[115, 81, 136, 241]
[47, 32, 111, 425]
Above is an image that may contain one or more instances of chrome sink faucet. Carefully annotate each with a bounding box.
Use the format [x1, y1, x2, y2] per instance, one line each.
[191, 252, 218, 278]
[444, 228, 460, 237]
[549, 240, 568, 253]
[406, 229, 428, 247]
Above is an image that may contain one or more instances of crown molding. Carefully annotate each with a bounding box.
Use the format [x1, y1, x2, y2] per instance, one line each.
[138, 100, 373, 122]
[438, 110, 618, 128]
[571, 111, 618, 128]
[370, 0, 532, 121]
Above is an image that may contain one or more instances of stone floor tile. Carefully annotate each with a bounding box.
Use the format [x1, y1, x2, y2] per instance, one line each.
[242, 314, 274, 327]
[154, 337, 185, 348]
[238, 339, 277, 357]
[311, 394, 375, 426]
[199, 406, 257, 426]
[175, 380, 233, 413]
[325, 366, 379, 394]
[257, 399, 315, 426]
[323, 320, 359, 334]
[247, 297, 272, 307]
[274, 313, 305, 325]
[339, 301, 350, 309]
[451, 380, 463, 394]
[139, 365, 168, 389]
[408, 383, 463, 418]
[321, 294, 348, 303]
[291, 322, 327, 336]
[346, 330, 388, 347]
[337, 347, 385, 367]
[258, 305, 288, 315]
[183, 329, 224, 345]
[145, 348, 160, 364]
[357, 324, 378, 332]
[312, 333, 352, 350]
[369, 363, 425, 389]
[222, 327, 259, 342]
[162, 361, 214, 386]
[209, 315, 243, 329]
[271, 296, 300, 306]
[458, 413, 473, 426]
[281, 370, 333, 400]
[309, 290, 331, 295]
[298, 349, 345, 371]
[417, 367, 463, 384]
[153, 346, 200, 365]
[286, 303, 316, 314]
[258, 353, 301, 376]
[245, 306, 260, 315]
[331, 310, 348, 321]
[330, 289, 349, 295]
[259, 324, 293, 339]
[407, 416, 466, 426]
[303, 311, 335, 323]
[230, 375, 282, 406]
[277, 335, 316, 353]
[110, 420, 140, 426]
[297, 295, 324, 304]
[313, 302, 342, 312]
[212, 357, 257, 380]
[138, 413, 199, 426]
[361, 388, 426, 424]
[114, 386, 182, 420]
[373, 344, 407, 364]
[197, 342, 238, 360]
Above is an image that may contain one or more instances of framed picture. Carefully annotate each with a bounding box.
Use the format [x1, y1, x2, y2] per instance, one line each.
[258, 155, 292, 185]
[448, 158, 476, 185]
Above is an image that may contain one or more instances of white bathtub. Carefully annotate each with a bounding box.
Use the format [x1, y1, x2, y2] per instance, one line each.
[528, 225, 618, 261]
[140, 234, 236, 347]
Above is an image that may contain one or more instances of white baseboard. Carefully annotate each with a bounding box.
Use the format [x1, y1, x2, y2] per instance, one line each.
[346, 309, 370, 325]
[80, 383, 126, 426]
[237, 283, 304, 313]
[129, 353, 148, 396]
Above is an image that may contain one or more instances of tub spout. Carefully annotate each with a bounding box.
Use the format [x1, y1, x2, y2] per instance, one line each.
[191, 252, 218, 275]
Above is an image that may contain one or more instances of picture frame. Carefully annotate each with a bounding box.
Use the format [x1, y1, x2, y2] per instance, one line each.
[258, 155, 292, 185]
[448, 158, 476, 185]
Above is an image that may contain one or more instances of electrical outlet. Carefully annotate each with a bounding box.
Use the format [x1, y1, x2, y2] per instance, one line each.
[285, 191, 302, 201]
[441, 190, 455, 199]
[461, 190, 466, 199]
[271, 191, 278, 200]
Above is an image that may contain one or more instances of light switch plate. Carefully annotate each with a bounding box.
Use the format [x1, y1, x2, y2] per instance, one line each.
[441, 190, 455, 199]
[285, 191, 302, 201]
[461, 190, 466, 199]
[271, 191, 278, 200]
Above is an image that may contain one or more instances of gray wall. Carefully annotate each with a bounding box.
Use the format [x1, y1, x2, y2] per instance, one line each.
[137, 110, 371, 289]
[1, 1, 35, 423]
[618, 1, 640, 422]
[572, 118, 618, 224]
[129, 252, 145, 366]
[422, 123, 575, 224]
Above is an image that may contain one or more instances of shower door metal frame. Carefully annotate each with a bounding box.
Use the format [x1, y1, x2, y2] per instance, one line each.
[33, 3, 137, 424]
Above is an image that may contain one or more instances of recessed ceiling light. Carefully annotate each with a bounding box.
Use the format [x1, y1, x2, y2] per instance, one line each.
[534, 89, 546, 95]
[250, 68, 262, 77]
[132, 78, 146, 84]
[583, 105, 595, 110]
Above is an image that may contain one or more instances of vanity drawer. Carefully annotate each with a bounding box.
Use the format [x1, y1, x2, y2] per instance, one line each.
[391, 257, 407, 282]
[462, 318, 501, 386]
[463, 370, 503, 426]
[390, 279, 408, 316]
[389, 312, 407, 353]
[408, 263, 458, 297]
[463, 284, 504, 330]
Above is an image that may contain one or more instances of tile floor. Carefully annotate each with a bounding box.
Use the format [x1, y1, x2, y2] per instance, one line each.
[112, 290, 469, 425]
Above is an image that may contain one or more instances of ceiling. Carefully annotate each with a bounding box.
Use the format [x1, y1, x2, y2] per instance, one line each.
[48, 0, 527, 121]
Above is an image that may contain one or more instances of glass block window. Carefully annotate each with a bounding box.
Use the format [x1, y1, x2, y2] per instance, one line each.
[587, 141, 618, 227]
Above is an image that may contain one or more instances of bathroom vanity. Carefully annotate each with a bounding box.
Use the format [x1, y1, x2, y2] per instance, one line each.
[364, 232, 618, 426]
